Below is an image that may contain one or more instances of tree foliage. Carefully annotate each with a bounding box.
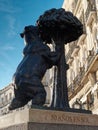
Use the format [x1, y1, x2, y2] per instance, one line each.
[36, 8, 83, 44]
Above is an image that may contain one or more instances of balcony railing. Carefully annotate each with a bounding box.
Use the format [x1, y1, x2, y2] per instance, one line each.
[68, 83, 75, 93]
[0, 100, 11, 108]
[74, 0, 79, 8]
[85, 0, 96, 22]
[65, 41, 78, 62]
[86, 55, 96, 72]
[80, 13, 86, 34]
[68, 66, 85, 95]
[66, 49, 73, 62]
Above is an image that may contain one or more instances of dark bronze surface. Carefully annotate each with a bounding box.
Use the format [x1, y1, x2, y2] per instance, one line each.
[9, 26, 60, 110]
[37, 8, 83, 109]
[9, 8, 83, 110]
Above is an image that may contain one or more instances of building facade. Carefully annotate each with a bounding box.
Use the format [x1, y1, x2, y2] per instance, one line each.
[63, 0, 98, 114]
[0, 80, 52, 116]
[0, 84, 14, 115]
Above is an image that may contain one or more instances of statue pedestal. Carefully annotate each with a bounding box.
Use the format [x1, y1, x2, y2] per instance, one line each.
[0, 108, 98, 130]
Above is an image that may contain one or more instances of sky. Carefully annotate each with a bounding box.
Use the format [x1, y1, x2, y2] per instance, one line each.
[0, 0, 64, 89]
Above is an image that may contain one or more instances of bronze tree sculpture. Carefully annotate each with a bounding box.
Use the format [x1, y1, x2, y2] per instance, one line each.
[9, 8, 83, 110]
[36, 8, 83, 109]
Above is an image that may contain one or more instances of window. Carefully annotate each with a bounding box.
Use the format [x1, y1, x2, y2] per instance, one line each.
[87, 92, 94, 109]
[97, 91, 98, 99]
[9, 93, 12, 100]
[5, 95, 8, 102]
[1, 98, 4, 104]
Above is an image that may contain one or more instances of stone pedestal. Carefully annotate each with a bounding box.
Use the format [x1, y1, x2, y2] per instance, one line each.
[0, 108, 98, 130]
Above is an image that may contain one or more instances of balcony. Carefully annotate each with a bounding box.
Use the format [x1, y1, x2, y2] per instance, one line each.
[66, 50, 73, 63]
[71, 45, 80, 57]
[74, 66, 85, 86]
[86, 49, 95, 70]
[65, 41, 79, 62]
[0, 100, 11, 108]
[74, 0, 79, 8]
[86, 53, 98, 73]
[79, 13, 87, 35]
[85, 0, 96, 22]
[68, 66, 85, 99]
[74, 0, 81, 10]
[68, 83, 75, 97]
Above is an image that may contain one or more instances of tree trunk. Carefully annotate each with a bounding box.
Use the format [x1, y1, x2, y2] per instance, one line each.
[51, 41, 69, 109]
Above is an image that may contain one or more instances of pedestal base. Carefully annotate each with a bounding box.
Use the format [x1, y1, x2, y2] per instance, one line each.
[0, 108, 98, 130]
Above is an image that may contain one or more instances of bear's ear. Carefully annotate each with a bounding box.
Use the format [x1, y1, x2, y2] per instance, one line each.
[24, 26, 28, 30]
[20, 33, 24, 38]
[20, 26, 28, 38]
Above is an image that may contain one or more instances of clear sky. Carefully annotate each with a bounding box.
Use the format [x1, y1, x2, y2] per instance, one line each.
[0, 0, 64, 89]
